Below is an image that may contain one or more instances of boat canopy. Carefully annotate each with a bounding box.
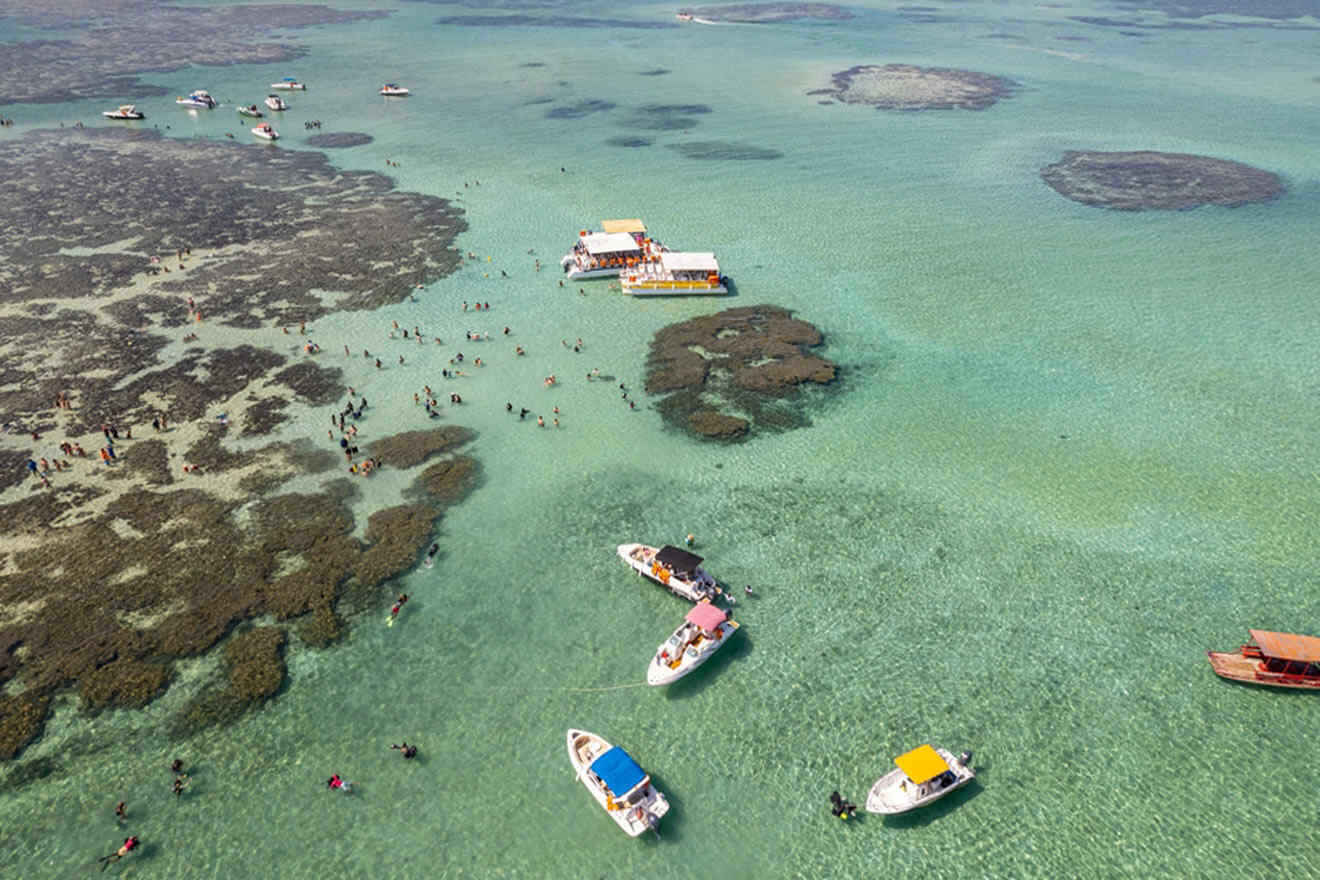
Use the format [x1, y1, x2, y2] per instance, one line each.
[581, 232, 641, 255]
[686, 602, 727, 632]
[655, 545, 702, 574]
[894, 745, 950, 785]
[1251, 630, 1320, 663]
[589, 746, 646, 796]
[661, 252, 719, 273]
[600, 218, 646, 235]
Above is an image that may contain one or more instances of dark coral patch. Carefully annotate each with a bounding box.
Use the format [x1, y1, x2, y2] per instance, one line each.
[669, 141, 783, 161]
[305, 132, 374, 149]
[546, 99, 616, 119]
[607, 136, 653, 148]
[1040, 150, 1285, 210]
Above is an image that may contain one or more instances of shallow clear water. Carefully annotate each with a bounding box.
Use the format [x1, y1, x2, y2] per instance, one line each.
[2, 1, 1319, 877]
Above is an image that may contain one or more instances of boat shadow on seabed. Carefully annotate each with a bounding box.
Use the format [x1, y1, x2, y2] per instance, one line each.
[661, 630, 754, 702]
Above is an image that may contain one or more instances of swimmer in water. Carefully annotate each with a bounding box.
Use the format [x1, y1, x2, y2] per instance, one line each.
[744, 585, 755, 596]
[99, 836, 140, 870]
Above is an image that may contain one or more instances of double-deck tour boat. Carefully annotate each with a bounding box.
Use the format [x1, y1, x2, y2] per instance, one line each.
[620, 251, 727, 296]
[560, 219, 660, 280]
[251, 122, 279, 141]
[380, 83, 410, 96]
[102, 104, 144, 120]
[617, 543, 720, 603]
[1208, 629, 1320, 690]
[264, 95, 288, 111]
[237, 104, 263, 118]
[647, 600, 739, 686]
[865, 745, 975, 815]
[270, 78, 306, 90]
[176, 90, 217, 110]
[567, 729, 669, 837]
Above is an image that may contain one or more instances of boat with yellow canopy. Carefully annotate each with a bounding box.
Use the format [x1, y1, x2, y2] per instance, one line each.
[1208, 629, 1320, 690]
[865, 745, 975, 814]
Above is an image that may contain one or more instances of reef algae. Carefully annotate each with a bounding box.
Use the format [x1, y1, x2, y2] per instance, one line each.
[1040, 150, 1285, 210]
[644, 305, 836, 441]
[810, 64, 1018, 111]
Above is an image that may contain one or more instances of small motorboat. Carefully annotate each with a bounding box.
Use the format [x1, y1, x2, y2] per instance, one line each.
[102, 104, 144, 120]
[380, 83, 410, 96]
[566, 729, 669, 837]
[648, 600, 739, 686]
[176, 90, 217, 109]
[237, 104, 263, 118]
[617, 543, 721, 603]
[265, 95, 288, 111]
[676, 12, 694, 21]
[251, 122, 279, 141]
[270, 78, 306, 90]
[865, 745, 975, 815]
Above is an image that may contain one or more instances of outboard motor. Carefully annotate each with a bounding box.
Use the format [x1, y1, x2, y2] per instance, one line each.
[959, 750, 973, 768]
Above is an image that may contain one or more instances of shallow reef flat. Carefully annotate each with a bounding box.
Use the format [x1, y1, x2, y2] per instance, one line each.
[0, 0, 388, 105]
[644, 305, 837, 441]
[0, 129, 475, 759]
[1040, 150, 1286, 210]
[684, 3, 853, 23]
[810, 63, 1018, 111]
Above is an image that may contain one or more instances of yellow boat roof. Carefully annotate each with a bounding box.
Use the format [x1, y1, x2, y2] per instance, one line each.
[894, 745, 949, 784]
[600, 218, 646, 234]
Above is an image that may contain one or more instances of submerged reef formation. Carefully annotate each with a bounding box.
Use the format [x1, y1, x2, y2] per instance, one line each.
[0, 0, 388, 105]
[304, 132, 375, 149]
[644, 305, 836, 441]
[1040, 150, 1285, 211]
[809, 64, 1018, 111]
[683, 3, 852, 22]
[0, 129, 476, 758]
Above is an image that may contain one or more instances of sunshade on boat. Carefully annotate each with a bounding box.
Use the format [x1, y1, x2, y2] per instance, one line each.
[1251, 630, 1320, 663]
[600, 218, 646, 235]
[655, 546, 702, 573]
[590, 747, 646, 795]
[580, 232, 641, 255]
[686, 602, 727, 632]
[894, 745, 950, 785]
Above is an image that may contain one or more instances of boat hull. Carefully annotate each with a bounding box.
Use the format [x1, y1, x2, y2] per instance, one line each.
[238, 108, 263, 118]
[566, 729, 669, 837]
[616, 543, 719, 603]
[1207, 650, 1320, 690]
[102, 112, 144, 120]
[865, 748, 974, 814]
[647, 618, 739, 685]
[622, 278, 727, 296]
[271, 83, 305, 90]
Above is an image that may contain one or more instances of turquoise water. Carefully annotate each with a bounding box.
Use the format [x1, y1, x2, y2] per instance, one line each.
[2, 1, 1320, 877]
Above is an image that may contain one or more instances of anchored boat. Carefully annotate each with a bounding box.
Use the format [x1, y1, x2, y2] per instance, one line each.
[621, 251, 727, 295]
[270, 78, 306, 90]
[176, 90, 217, 109]
[567, 729, 669, 837]
[647, 600, 739, 686]
[380, 83, 410, 96]
[865, 745, 975, 815]
[560, 219, 659, 280]
[617, 543, 721, 603]
[1208, 630, 1320, 690]
[102, 104, 144, 120]
[264, 95, 288, 111]
[251, 122, 279, 141]
[238, 104, 263, 118]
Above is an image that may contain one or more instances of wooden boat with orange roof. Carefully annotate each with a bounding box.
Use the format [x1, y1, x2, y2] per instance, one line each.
[1208, 629, 1320, 690]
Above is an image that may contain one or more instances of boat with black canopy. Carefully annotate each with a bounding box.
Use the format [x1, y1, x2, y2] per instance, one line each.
[617, 543, 721, 603]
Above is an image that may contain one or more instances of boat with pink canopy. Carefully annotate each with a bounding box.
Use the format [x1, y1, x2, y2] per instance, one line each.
[647, 599, 740, 685]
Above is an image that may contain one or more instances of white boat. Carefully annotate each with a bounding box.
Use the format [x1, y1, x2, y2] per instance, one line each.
[270, 78, 306, 90]
[176, 91, 217, 110]
[865, 746, 975, 815]
[380, 83, 410, 96]
[676, 12, 694, 21]
[620, 251, 727, 296]
[560, 219, 658, 281]
[566, 729, 669, 837]
[647, 600, 739, 686]
[264, 95, 288, 111]
[617, 543, 721, 603]
[251, 122, 279, 141]
[102, 104, 144, 120]
[237, 104, 263, 118]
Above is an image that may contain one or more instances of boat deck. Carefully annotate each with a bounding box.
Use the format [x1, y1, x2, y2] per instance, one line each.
[1208, 650, 1320, 689]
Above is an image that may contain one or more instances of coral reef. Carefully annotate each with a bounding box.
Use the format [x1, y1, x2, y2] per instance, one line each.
[1040, 150, 1285, 211]
[809, 64, 1017, 111]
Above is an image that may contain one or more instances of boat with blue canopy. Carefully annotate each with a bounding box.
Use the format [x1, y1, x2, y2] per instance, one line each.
[566, 728, 669, 836]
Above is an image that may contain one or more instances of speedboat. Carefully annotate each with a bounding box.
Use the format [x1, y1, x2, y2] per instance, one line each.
[176, 91, 217, 109]
[380, 83, 410, 96]
[621, 251, 727, 296]
[265, 95, 288, 111]
[865, 745, 975, 815]
[102, 104, 144, 120]
[647, 600, 739, 686]
[237, 104, 263, 118]
[251, 122, 279, 141]
[1208, 629, 1320, 690]
[676, 12, 694, 21]
[617, 543, 721, 603]
[560, 219, 657, 280]
[270, 78, 306, 90]
[566, 729, 669, 837]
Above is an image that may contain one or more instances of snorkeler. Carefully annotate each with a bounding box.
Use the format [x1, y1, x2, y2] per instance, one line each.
[99, 836, 140, 870]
